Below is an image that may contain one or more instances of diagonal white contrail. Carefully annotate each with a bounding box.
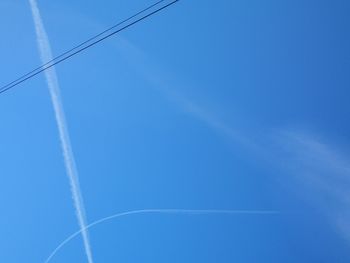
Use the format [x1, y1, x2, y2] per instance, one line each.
[44, 208, 280, 263]
[28, 1, 94, 262]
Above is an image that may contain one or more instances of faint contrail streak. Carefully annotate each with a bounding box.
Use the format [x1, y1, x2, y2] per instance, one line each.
[28, 1, 94, 263]
[44, 208, 279, 263]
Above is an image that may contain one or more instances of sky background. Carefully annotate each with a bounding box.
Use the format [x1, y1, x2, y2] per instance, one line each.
[1, 0, 350, 262]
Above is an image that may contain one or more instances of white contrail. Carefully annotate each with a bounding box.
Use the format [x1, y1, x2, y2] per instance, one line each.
[28, 1, 94, 263]
[44, 208, 280, 263]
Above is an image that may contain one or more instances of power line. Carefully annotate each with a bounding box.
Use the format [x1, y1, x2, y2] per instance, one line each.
[0, 0, 179, 95]
[0, 0, 168, 93]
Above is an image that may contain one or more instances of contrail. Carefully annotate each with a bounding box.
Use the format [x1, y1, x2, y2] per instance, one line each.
[28, 1, 94, 263]
[44, 208, 279, 263]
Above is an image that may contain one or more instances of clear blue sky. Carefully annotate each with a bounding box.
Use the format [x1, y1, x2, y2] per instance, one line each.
[1, 0, 350, 262]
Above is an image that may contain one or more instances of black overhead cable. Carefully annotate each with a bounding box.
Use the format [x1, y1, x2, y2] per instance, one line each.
[0, 0, 168, 94]
[0, 0, 179, 95]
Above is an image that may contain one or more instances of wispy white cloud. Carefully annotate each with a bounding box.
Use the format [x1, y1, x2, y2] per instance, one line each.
[275, 129, 350, 241]
[28, 1, 94, 262]
[112, 37, 350, 242]
[111, 38, 261, 153]
[111, 38, 350, 241]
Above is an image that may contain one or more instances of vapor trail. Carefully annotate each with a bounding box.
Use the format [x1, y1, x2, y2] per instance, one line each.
[28, 1, 94, 263]
[45, 208, 279, 263]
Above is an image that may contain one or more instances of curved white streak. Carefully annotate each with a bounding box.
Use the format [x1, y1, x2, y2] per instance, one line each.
[28, 1, 93, 263]
[45, 209, 279, 263]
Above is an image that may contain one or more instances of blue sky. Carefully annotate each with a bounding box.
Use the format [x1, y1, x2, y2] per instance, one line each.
[1, 0, 350, 262]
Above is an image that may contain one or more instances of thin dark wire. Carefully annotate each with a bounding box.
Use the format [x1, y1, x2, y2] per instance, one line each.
[0, 0, 178, 95]
[0, 0, 166, 92]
